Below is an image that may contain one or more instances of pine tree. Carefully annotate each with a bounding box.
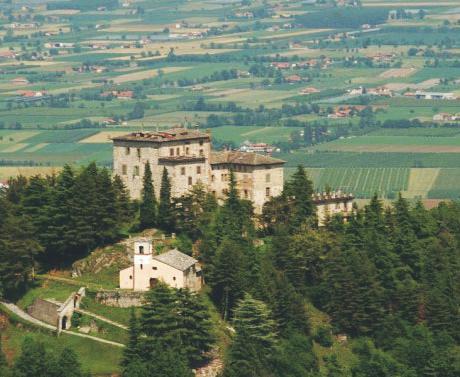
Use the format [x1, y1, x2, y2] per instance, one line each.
[39, 164, 76, 264]
[0, 198, 41, 300]
[210, 238, 246, 320]
[55, 348, 86, 377]
[140, 283, 177, 353]
[175, 289, 214, 366]
[224, 294, 277, 377]
[95, 167, 119, 243]
[284, 165, 315, 231]
[215, 170, 254, 243]
[122, 309, 141, 367]
[158, 167, 174, 233]
[113, 174, 133, 224]
[68, 162, 100, 258]
[145, 340, 193, 377]
[13, 338, 49, 377]
[139, 162, 157, 229]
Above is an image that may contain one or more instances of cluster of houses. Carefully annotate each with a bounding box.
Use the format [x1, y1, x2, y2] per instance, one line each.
[433, 113, 460, 122]
[299, 87, 321, 95]
[347, 86, 394, 97]
[101, 90, 134, 100]
[270, 58, 332, 70]
[238, 141, 280, 154]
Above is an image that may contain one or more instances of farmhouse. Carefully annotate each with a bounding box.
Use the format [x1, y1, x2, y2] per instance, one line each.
[112, 128, 285, 213]
[119, 239, 203, 291]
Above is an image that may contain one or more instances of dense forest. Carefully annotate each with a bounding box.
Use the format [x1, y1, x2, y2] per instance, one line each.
[1, 164, 459, 376]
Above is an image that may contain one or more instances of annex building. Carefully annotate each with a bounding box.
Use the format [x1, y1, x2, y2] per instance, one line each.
[112, 128, 285, 213]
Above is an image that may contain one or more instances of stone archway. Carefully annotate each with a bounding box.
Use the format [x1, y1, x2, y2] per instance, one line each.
[61, 315, 68, 330]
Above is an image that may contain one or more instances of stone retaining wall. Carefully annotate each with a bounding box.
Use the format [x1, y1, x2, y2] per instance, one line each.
[95, 290, 145, 307]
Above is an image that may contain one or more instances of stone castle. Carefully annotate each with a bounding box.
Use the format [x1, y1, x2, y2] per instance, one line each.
[112, 128, 285, 213]
[112, 127, 354, 220]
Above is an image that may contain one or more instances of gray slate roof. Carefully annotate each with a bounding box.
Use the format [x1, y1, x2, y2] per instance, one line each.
[152, 249, 198, 271]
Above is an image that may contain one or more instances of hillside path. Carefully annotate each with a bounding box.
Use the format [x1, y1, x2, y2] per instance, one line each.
[0, 301, 125, 348]
[1, 301, 56, 331]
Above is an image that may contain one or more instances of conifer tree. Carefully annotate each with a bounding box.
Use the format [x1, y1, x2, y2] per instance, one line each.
[69, 162, 100, 257]
[175, 289, 214, 366]
[56, 348, 86, 377]
[158, 167, 174, 233]
[215, 170, 254, 242]
[40, 164, 75, 263]
[13, 338, 50, 377]
[139, 162, 157, 229]
[0, 198, 41, 300]
[96, 167, 118, 243]
[210, 238, 246, 320]
[113, 174, 133, 224]
[145, 340, 193, 377]
[224, 294, 277, 377]
[284, 165, 314, 231]
[140, 283, 177, 352]
[122, 309, 141, 367]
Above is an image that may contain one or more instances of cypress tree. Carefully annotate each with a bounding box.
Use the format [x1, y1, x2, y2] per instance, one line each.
[158, 167, 174, 233]
[122, 309, 141, 367]
[139, 162, 157, 229]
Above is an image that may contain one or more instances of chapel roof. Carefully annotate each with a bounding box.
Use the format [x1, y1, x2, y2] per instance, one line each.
[152, 249, 198, 271]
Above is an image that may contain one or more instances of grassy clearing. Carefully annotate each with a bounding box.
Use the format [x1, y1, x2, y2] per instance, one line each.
[16, 279, 78, 310]
[2, 323, 122, 375]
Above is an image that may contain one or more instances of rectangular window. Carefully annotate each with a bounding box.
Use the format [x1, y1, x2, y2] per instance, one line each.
[199, 149, 204, 156]
[244, 189, 248, 198]
[176, 147, 180, 155]
[152, 266, 157, 270]
[122, 164, 127, 175]
[211, 175, 215, 182]
[181, 167, 186, 175]
[134, 166, 139, 176]
[126, 147, 130, 155]
[188, 176, 192, 185]
[137, 148, 141, 158]
[196, 166, 201, 174]
[186, 147, 189, 155]
[266, 187, 271, 197]
[170, 148, 174, 156]
[266, 173, 271, 183]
